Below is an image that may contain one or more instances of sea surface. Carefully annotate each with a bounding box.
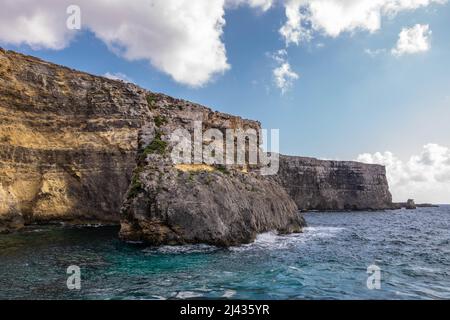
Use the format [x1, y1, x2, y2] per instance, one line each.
[0, 206, 449, 300]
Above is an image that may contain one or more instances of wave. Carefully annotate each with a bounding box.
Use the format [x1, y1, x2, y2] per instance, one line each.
[222, 289, 237, 298]
[140, 226, 346, 254]
[174, 291, 204, 299]
[144, 244, 219, 255]
[302, 226, 346, 238]
[231, 226, 346, 252]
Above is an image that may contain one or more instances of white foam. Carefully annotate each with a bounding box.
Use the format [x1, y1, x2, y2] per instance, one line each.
[144, 244, 218, 255]
[174, 291, 204, 299]
[222, 290, 237, 298]
[302, 226, 346, 238]
[142, 226, 346, 253]
[230, 226, 346, 251]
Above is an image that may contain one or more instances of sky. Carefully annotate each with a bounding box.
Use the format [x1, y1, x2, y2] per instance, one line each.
[0, 0, 449, 203]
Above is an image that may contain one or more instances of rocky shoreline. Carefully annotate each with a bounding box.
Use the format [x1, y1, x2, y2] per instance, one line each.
[0, 49, 396, 245]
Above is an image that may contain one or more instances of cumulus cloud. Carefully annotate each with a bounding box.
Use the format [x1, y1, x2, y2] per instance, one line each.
[357, 144, 450, 203]
[280, 0, 312, 46]
[0, 1, 73, 50]
[0, 0, 446, 86]
[0, 0, 230, 87]
[279, 0, 446, 46]
[103, 72, 133, 83]
[391, 24, 432, 56]
[272, 50, 299, 94]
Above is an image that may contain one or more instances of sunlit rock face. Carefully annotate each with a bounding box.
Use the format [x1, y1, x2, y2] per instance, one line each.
[0, 48, 151, 230]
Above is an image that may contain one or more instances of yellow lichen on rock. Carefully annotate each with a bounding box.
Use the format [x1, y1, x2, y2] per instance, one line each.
[175, 164, 215, 172]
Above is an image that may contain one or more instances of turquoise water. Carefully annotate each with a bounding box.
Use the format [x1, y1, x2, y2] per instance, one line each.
[0, 207, 449, 300]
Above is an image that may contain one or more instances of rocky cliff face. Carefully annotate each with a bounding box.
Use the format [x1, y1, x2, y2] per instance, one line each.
[277, 155, 393, 210]
[0, 48, 393, 242]
[0, 48, 151, 231]
[119, 93, 305, 246]
[0, 49, 305, 243]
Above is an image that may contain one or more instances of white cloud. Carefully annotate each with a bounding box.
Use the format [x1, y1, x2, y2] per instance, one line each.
[272, 50, 299, 94]
[227, 0, 274, 11]
[0, 0, 230, 87]
[357, 144, 450, 203]
[0, 0, 445, 86]
[365, 48, 387, 57]
[103, 72, 133, 83]
[280, 0, 312, 46]
[279, 0, 446, 46]
[0, 1, 73, 50]
[391, 24, 432, 56]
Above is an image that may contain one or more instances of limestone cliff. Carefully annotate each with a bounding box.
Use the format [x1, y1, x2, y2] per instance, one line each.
[0, 49, 305, 243]
[0, 48, 151, 231]
[119, 93, 305, 246]
[277, 155, 393, 211]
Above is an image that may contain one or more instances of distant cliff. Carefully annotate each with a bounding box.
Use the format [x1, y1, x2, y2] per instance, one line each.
[277, 155, 393, 211]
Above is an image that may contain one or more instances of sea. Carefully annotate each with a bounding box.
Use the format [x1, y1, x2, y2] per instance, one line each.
[0, 206, 449, 300]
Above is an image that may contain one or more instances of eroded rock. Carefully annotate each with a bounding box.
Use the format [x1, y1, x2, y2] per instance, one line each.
[119, 93, 305, 246]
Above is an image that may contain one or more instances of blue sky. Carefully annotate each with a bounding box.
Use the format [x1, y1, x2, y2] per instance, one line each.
[1, 0, 449, 202]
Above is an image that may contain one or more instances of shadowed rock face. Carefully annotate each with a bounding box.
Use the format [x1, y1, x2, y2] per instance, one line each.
[0, 49, 306, 244]
[119, 93, 305, 246]
[277, 155, 393, 210]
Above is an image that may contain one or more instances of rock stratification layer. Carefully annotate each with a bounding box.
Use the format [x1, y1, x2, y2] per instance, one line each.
[0, 48, 151, 230]
[277, 155, 393, 210]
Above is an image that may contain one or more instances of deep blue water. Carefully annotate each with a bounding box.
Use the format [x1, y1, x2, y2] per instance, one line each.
[0, 206, 449, 300]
